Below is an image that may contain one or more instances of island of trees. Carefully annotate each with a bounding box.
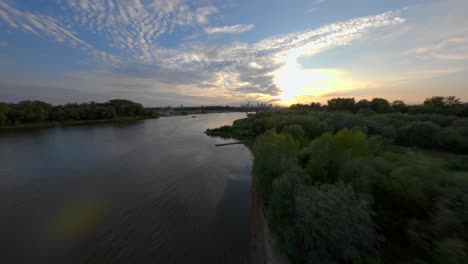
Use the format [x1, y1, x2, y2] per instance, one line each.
[0, 99, 159, 129]
[207, 96, 468, 264]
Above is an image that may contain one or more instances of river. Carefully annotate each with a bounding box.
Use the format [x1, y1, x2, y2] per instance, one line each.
[0, 113, 252, 264]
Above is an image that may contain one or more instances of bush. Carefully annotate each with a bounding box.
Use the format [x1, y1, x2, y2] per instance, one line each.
[253, 130, 299, 201]
[282, 124, 305, 144]
[295, 183, 378, 263]
[397, 121, 441, 148]
[228, 110, 468, 263]
[268, 166, 307, 258]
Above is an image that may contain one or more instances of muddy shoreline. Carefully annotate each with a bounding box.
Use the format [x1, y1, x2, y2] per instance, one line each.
[250, 181, 290, 264]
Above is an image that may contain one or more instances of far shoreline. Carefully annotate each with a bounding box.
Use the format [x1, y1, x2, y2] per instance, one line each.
[0, 116, 149, 131]
[0, 111, 250, 131]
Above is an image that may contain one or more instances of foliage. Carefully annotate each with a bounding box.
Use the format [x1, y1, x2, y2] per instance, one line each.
[0, 102, 8, 125]
[252, 129, 299, 201]
[397, 121, 441, 148]
[211, 98, 468, 153]
[207, 95, 468, 263]
[0, 99, 159, 126]
[245, 124, 468, 263]
[295, 183, 378, 263]
[370, 98, 392, 113]
[328, 97, 356, 112]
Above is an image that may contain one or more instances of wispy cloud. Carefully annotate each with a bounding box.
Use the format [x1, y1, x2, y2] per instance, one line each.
[0, 0, 122, 65]
[0, 0, 405, 104]
[57, 0, 218, 62]
[406, 36, 468, 60]
[88, 12, 404, 100]
[308, 0, 327, 12]
[205, 24, 254, 34]
[0, 41, 7, 48]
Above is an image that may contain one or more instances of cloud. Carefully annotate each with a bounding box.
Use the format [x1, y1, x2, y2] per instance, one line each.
[0, 41, 7, 48]
[0, 0, 122, 65]
[98, 10, 405, 101]
[406, 36, 468, 61]
[0, 0, 406, 104]
[57, 0, 219, 62]
[205, 24, 255, 34]
[0, 0, 219, 64]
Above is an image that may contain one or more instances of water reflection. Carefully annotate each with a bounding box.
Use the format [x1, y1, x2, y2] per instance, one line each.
[0, 113, 252, 264]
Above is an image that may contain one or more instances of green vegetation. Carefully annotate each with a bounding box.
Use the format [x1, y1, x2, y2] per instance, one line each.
[208, 96, 468, 263]
[0, 99, 159, 129]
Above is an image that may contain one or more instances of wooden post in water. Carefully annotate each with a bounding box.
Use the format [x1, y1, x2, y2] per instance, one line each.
[215, 141, 250, 147]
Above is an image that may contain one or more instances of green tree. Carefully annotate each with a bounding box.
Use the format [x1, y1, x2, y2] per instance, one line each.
[282, 124, 305, 144]
[397, 121, 441, 148]
[392, 100, 408, 113]
[327, 98, 356, 112]
[253, 130, 299, 201]
[356, 99, 371, 110]
[370, 98, 392, 113]
[7, 100, 52, 123]
[0, 102, 9, 125]
[295, 183, 378, 263]
[108, 99, 144, 117]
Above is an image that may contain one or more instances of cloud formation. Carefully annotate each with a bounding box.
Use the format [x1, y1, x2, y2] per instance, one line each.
[144, 11, 405, 100]
[57, 0, 218, 62]
[205, 24, 255, 34]
[0, 0, 405, 104]
[406, 36, 468, 61]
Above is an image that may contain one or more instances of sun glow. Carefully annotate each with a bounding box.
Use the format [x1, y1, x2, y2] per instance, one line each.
[273, 56, 360, 105]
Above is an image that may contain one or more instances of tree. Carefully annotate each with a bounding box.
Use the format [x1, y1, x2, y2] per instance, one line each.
[424, 96, 447, 108]
[282, 124, 305, 144]
[0, 102, 9, 125]
[444, 96, 462, 107]
[268, 166, 307, 258]
[370, 98, 392, 113]
[49, 106, 68, 122]
[392, 100, 407, 113]
[356, 99, 371, 110]
[310, 102, 322, 109]
[253, 130, 299, 201]
[423, 96, 462, 114]
[295, 183, 378, 263]
[7, 101, 52, 123]
[397, 121, 441, 148]
[108, 99, 144, 116]
[327, 98, 356, 112]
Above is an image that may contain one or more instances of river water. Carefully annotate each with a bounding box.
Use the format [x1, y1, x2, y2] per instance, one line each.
[0, 113, 252, 264]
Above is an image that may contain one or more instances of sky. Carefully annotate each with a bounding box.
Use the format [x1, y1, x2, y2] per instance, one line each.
[0, 0, 467, 106]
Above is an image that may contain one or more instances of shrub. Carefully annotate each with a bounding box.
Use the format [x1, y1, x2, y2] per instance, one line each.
[295, 183, 378, 263]
[282, 124, 305, 144]
[253, 130, 299, 201]
[397, 121, 441, 148]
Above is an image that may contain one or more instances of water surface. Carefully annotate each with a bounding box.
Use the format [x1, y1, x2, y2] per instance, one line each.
[0, 113, 252, 264]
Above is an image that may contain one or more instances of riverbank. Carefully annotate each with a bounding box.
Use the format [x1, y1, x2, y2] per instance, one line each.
[250, 181, 290, 264]
[0, 116, 151, 130]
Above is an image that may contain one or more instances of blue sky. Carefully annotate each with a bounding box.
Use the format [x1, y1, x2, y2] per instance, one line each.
[0, 0, 467, 106]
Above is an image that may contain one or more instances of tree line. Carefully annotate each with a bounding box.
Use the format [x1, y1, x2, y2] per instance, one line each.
[207, 95, 468, 263]
[0, 99, 159, 126]
[290, 96, 468, 117]
[208, 96, 468, 154]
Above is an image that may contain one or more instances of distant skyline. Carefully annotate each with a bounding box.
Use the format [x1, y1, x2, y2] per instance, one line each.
[0, 0, 467, 106]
